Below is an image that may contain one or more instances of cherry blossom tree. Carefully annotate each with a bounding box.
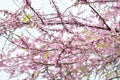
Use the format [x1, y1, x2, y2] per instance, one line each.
[0, 0, 120, 80]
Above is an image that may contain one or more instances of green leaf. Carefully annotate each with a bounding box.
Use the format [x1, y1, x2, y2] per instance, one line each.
[79, 67, 84, 71]
[33, 71, 39, 78]
[115, 70, 119, 76]
[83, 74, 90, 78]
[22, 14, 32, 23]
[56, 73, 59, 78]
[116, 37, 120, 42]
[96, 43, 106, 48]
[43, 51, 49, 58]
[22, 16, 28, 22]
[66, 70, 71, 74]
[118, 49, 120, 55]
[25, 14, 32, 19]
[82, 29, 88, 34]
[105, 71, 112, 78]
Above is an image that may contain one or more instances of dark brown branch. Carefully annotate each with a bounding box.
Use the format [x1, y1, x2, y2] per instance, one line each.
[25, 0, 45, 25]
[51, 0, 70, 32]
[34, 61, 76, 66]
[77, 0, 117, 4]
[88, 3, 111, 31]
[21, 19, 116, 32]
[46, 21, 112, 31]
